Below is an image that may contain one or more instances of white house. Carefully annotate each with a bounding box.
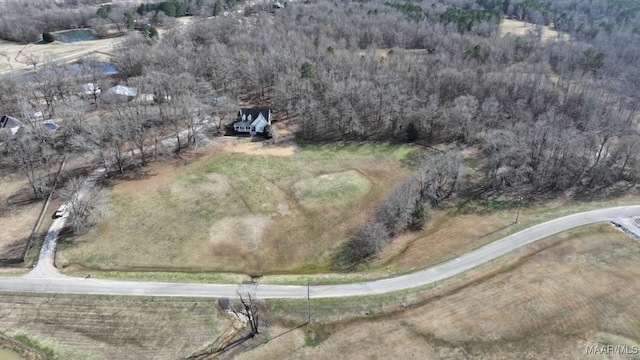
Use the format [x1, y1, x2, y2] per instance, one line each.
[108, 85, 137, 97]
[233, 108, 272, 136]
[102, 85, 138, 104]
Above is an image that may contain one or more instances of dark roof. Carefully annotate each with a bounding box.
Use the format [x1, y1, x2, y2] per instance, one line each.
[238, 108, 270, 122]
[0, 115, 23, 129]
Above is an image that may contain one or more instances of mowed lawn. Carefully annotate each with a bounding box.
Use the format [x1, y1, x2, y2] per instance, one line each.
[57, 142, 417, 274]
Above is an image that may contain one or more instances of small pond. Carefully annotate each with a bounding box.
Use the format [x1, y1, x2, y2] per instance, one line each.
[17, 61, 117, 82]
[69, 61, 117, 74]
[52, 29, 96, 43]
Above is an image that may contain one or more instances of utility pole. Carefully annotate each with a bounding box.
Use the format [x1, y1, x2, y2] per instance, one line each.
[307, 281, 311, 324]
[515, 196, 523, 223]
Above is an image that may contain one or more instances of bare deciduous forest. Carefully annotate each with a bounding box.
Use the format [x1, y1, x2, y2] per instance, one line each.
[1, 0, 639, 267]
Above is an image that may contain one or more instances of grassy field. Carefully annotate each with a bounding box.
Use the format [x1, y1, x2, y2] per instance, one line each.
[0, 37, 116, 73]
[499, 19, 571, 41]
[57, 140, 417, 275]
[0, 293, 228, 360]
[55, 136, 640, 283]
[234, 224, 640, 359]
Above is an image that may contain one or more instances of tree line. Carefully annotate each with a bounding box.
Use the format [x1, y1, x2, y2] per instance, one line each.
[1, 0, 639, 266]
[0, 54, 236, 200]
[334, 151, 465, 269]
[0, 0, 237, 43]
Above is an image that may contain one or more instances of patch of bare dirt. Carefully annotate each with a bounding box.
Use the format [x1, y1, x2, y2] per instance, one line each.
[110, 159, 184, 198]
[216, 137, 296, 157]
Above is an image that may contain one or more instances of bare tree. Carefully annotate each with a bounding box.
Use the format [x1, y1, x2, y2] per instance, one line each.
[111, 33, 151, 78]
[333, 221, 390, 270]
[78, 57, 107, 107]
[481, 129, 524, 188]
[376, 178, 421, 236]
[0, 77, 22, 115]
[418, 151, 465, 205]
[176, 97, 211, 149]
[2, 128, 63, 199]
[107, 6, 130, 36]
[112, 102, 153, 166]
[58, 176, 105, 234]
[23, 54, 40, 69]
[209, 96, 238, 131]
[450, 95, 479, 143]
[96, 116, 129, 174]
[238, 292, 260, 338]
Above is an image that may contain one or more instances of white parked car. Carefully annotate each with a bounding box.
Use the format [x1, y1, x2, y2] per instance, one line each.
[52, 204, 69, 219]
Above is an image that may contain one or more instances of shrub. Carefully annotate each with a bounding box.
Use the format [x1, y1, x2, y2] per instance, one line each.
[332, 221, 389, 270]
[406, 122, 418, 142]
[42, 32, 56, 43]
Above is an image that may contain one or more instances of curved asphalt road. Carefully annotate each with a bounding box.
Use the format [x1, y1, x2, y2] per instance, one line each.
[2, 206, 640, 299]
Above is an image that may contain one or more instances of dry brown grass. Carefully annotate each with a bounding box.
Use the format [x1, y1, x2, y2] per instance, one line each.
[373, 209, 516, 271]
[238, 224, 640, 359]
[0, 293, 228, 360]
[0, 37, 117, 73]
[0, 154, 92, 264]
[373, 190, 640, 273]
[57, 141, 415, 275]
[499, 19, 570, 42]
[217, 137, 296, 157]
[4, 224, 638, 359]
[0, 172, 42, 261]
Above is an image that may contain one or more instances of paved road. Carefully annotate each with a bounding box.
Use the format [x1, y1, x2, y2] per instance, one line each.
[611, 217, 640, 240]
[2, 206, 639, 299]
